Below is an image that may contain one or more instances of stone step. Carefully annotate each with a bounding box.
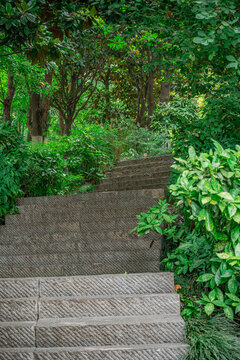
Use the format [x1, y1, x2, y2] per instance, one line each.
[0, 261, 159, 278]
[0, 218, 138, 236]
[0, 228, 158, 246]
[0, 273, 174, 299]
[0, 298, 38, 322]
[0, 321, 35, 348]
[16, 189, 164, 206]
[0, 343, 189, 360]
[5, 207, 152, 226]
[39, 293, 180, 320]
[96, 181, 168, 192]
[102, 170, 171, 184]
[36, 315, 184, 347]
[0, 293, 179, 322]
[17, 197, 160, 215]
[116, 155, 172, 167]
[98, 176, 169, 189]
[0, 248, 159, 267]
[0, 234, 159, 256]
[106, 164, 172, 177]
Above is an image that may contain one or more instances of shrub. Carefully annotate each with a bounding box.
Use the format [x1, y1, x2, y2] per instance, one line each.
[0, 123, 24, 221]
[133, 141, 240, 320]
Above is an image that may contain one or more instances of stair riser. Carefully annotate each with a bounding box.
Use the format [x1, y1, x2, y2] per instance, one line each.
[0, 261, 160, 278]
[98, 177, 169, 188]
[106, 164, 172, 177]
[5, 207, 152, 226]
[0, 236, 160, 256]
[101, 172, 171, 185]
[17, 198, 159, 215]
[116, 155, 172, 167]
[39, 294, 180, 320]
[0, 294, 179, 322]
[16, 189, 164, 206]
[0, 273, 174, 299]
[96, 182, 168, 192]
[0, 219, 138, 236]
[36, 321, 184, 347]
[0, 230, 159, 246]
[0, 346, 189, 360]
[0, 299, 37, 322]
[0, 249, 160, 267]
[0, 324, 35, 348]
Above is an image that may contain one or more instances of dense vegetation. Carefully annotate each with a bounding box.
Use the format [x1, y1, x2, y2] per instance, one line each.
[1, 1, 240, 358]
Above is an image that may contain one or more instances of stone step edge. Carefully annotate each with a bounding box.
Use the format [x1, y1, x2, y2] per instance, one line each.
[0, 343, 188, 353]
[0, 292, 178, 303]
[5, 207, 154, 224]
[16, 189, 165, 206]
[0, 229, 158, 243]
[100, 176, 170, 185]
[36, 314, 184, 328]
[0, 315, 183, 329]
[0, 271, 174, 285]
[116, 155, 173, 167]
[0, 217, 138, 231]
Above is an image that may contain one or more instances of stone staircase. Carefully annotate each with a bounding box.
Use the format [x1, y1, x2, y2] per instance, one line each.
[96, 155, 172, 191]
[0, 155, 188, 359]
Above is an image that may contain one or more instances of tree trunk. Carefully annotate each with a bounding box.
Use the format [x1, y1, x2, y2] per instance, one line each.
[3, 71, 15, 123]
[146, 47, 155, 126]
[64, 119, 72, 136]
[160, 81, 171, 103]
[30, 72, 53, 142]
[59, 111, 65, 136]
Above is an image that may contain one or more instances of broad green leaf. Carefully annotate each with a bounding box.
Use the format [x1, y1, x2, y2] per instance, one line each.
[226, 293, 240, 302]
[202, 196, 211, 205]
[233, 211, 240, 224]
[188, 146, 196, 162]
[218, 192, 234, 201]
[217, 252, 230, 260]
[228, 204, 237, 218]
[205, 212, 214, 232]
[231, 227, 240, 244]
[197, 273, 214, 282]
[228, 276, 238, 294]
[234, 242, 240, 257]
[205, 303, 214, 316]
[224, 306, 234, 320]
[198, 208, 207, 221]
[236, 303, 240, 313]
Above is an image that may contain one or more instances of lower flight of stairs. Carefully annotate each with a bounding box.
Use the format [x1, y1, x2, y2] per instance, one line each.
[0, 272, 188, 359]
[0, 155, 188, 359]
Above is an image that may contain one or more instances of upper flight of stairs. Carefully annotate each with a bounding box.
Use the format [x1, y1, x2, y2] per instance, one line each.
[96, 155, 172, 192]
[0, 155, 188, 359]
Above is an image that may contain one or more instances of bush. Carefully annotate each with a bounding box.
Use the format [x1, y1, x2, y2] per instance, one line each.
[0, 123, 24, 220]
[133, 141, 240, 320]
[121, 126, 170, 160]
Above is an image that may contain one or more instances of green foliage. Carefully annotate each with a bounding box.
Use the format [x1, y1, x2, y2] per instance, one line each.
[121, 127, 170, 160]
[21, 146, 65, 197]
[151, 98, 199, 134]
[168, 142, 240, 319]
[133, 141, 240, 320]
[48, 124, 117, 182]
[0, 123, 24, 220]
[183, 314, 240, 360]
[131, 199, 178, 237]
